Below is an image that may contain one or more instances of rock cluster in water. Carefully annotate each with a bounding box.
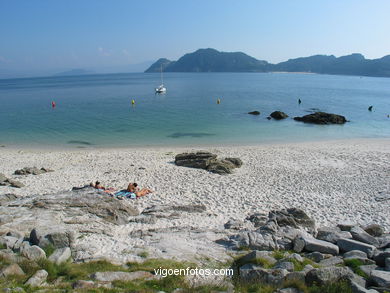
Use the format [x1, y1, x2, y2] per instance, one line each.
[174, 151, 243, 175]
[294, 112, 347, 124]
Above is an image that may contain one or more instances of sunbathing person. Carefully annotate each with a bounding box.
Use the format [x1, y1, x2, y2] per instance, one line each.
[90, 181, 116, 193]
[126, 182, 153, 198]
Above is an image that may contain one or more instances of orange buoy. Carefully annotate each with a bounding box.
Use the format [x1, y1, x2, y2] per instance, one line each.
[51, 101, 56, 108]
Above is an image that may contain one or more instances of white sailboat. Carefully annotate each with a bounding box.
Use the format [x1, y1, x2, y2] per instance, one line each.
[155, 65, 166, 93]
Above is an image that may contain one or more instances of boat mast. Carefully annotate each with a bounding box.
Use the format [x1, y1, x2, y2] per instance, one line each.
[160, 64, 163, 85]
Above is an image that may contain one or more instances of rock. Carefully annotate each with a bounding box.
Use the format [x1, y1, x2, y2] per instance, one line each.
[285, 271, 306, 283]
[287, 253, 304, 263]
[248, 111, 260, 115]
[46, 231, 75, 248]
[350, 226, 380, 247]
[5, 179, 24, 188]
[206, 159, 236, 175]
[268, 208, 316, 233]
[0, 193, 20, 205]
[266, 116, 271, 120]
[274, 261, 295, 272]
[25, 270, 48, 287]
[364, 224, 385, 237]
[270, 111, 289, 120]
[14, 167, 52, 176]
[377, 235, 390, 249]
[306, 252, 325, 262]
[228, 230, 277, 251]
[319, 256, 344, 267]
[224, 219, 244, 230]
[338, 222, 358, 232]
[237, 250, 277, 266]
[246, 213, 268, 228]
[224, 157, 243, 168]
[240, 264, 288, 285]
[294, 112, 347, 124]
[294, 235, 339, 255]
[21, 244, 46, 261]
[275, 288, 303, 293]
[337, 238, 377, 258]
[344, 250, 368, 259]
[72, 280, 95, 289]
[359, 265, 379, 277]
[305, 266, 354, 286]
[370, 270, 390, 288]
[316, 226, 352, 244]
[48, 247, 71, 264]
[350, 281, 379, 293]
[374, 249, 390, 267]
[6, 231, 24, 239]
[91, 271, 155, 282]
[0, 173, 7, 183]
[174, 152, 217, 169]
[386, 258, 390, 271]
[0, 264, 25, 278]
[0, 236, 19, 250]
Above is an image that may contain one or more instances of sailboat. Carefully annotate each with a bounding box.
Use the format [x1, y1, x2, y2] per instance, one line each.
[155, 65, 166, 93]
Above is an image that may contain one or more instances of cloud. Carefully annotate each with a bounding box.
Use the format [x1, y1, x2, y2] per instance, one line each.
[98, 47, 111, 57]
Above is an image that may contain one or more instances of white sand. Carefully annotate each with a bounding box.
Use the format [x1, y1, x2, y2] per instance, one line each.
[0, 139, 389, 263]
[1, 139, 389, 230]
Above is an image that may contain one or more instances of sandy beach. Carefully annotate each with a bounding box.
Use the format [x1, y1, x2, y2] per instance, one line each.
[1, 138, 389, 231]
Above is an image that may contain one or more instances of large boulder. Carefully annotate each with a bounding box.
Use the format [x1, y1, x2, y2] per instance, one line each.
[0, 173, 7, 183]
[270, 111, 289, 120]
[350, 226, 380, 247]
[25, 270, 48, 287]
[316, 226, 352, 244]
[91, 271, 155, 282]
[206, 159, 236, 175]
[20, 243, 46, 261]
[294, 235, 339, 255]
[364, 224, 385, 237]
[370, 270, 390, 288]
[174, 152, 217, 169]
[305, 266, 353, 286]
[30, 228, 75, 249]
[0, 264, 25, 278]
[14, 167, 53, 175]
[48, 247, 71, 264]
[373, 249, 390, 267]
[269, 208, 316, 233]
[293, 112, 347, 124]
[337, 238, 377, 258]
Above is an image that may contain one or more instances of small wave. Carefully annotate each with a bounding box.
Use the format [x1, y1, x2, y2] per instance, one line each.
[167, 132, 215, 138]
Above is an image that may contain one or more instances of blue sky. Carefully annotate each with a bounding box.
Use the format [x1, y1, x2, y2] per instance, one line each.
[1, 0, 389, 76]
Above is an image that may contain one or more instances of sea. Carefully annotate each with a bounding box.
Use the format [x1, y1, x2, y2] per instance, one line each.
[0, 72, 389, 148]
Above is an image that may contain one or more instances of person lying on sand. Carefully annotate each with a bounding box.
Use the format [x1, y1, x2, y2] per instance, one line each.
[126, 182, 153, 198]
[90, 181, 116, 193]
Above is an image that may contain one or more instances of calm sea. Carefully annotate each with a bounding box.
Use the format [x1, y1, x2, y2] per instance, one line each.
[0, 72, 389, 147]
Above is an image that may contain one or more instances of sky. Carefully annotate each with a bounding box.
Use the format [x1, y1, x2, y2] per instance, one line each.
[1, 0, 390, 76]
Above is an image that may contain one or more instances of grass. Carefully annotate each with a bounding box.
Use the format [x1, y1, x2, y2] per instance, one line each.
[344, 259, 368, 278]
[42, 244, 55, 257]
[137, 251, 149, 258]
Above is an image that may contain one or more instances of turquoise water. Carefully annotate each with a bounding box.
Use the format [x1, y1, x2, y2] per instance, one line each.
[0, 72, 389, 147]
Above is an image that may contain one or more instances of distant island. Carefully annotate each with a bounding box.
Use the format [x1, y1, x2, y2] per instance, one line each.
[145, 48, 390, 77]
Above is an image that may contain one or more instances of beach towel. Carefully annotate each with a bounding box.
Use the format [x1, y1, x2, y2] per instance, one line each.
[114, 190, 137, 199]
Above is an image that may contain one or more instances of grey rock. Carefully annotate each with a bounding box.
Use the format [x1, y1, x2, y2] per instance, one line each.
[270, 111, 289, 120]
[350, 281, 379, 293]
[0, 264, 25, 278]
[294, 112, 347, 124]
[246, 213, 268, 228]
[21, 244, 46, 261]
[91, 271, 155, 282]
[206, 159, 236, 175]
[6, 231, 24, 239]
[5, 179, 24, 188]
[377, 235, 390, 249]
[72, 280, 95, 289]
[303, 264, 314, 273]
[228, 230, 277, 251]
[14, 167, 52, 176]
[0, 193, 20, 205]
[285, 271, 306, 282]
[305, 266, 354, 286]
[248, 111, 260, 115]
[338, 222, 357, 231]
[337, 238, 377, 258]
[224, 157, 243, 168]
[25, 270, 48, 287]
[0, 173, 7, 183]
[319, 256, 344, 267]
[0, 236, 18, 250]
[294, 235, 339, 255]
[306, 252, 325, 262]
[360, 265, 379, 277]
[287, 253, 304, 263]
[174, 152, 217, 169]
[275, 289, 302, 293]
[224, 219, 244, 230]
[364, 224, 385, 237]
[48, 247, 71, 264]
[239, 263, 267, 281]
[374, 249, 390, 267]
[274, 261, 295, 272]
[386, 258, 390, 271]
[237, 250, 277, 266]
[344, 250, 368, 259]
[370, 270, 390, 288]
[317, 226, 352, 244]
[269, 208, 315, 233]
[350, 226, 380, 247]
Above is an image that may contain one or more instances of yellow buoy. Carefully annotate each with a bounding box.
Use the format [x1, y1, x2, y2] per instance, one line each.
[131, 99, 135, 106]
[217, 98, 221, 104]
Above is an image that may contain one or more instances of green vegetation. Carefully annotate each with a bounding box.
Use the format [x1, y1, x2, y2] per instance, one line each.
[344, 259, 368, 278]
[42, 244, 55, 257]
[138, 251, 149, 258]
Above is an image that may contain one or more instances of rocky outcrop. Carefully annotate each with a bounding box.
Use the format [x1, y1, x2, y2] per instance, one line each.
[174, 152, 243, 175]
[248, 111, 260, 115]
[293, 112, 347, 124]
[270, 111, 289, 120]
[14, 167, 54, 176]
[0, 173, 24, 188]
